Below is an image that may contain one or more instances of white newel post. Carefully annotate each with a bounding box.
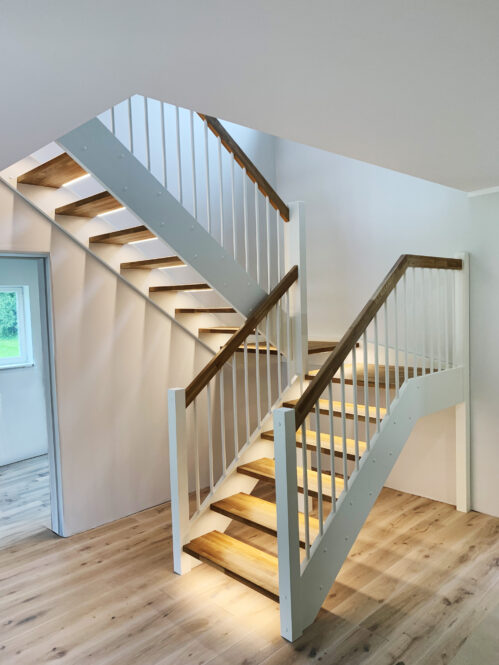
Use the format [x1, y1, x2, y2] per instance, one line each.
[273, 407, 303, 642]
[168, 387, 191, 574]
[454, 252, 470, 512]
[285, 201, 308, 382]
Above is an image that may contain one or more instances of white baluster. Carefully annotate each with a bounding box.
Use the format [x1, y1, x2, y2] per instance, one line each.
[301, 422, 311, 556]
[315, 403, 323, 534]
[175, 106, 182, 205]
[266, 315, 272, 413]
[193, 399, 201, 511]
[243, 170, 249, 273]
[362, 332, 370, 451]
[394, 283, 400, 396]
[144, 97, 151, 171]
[232, 355, 239, 459]
[231, 155, 237, 260]
[220, 370, 226, 474]
[127, 97, 134, 153]
[340, 364, 348, 491]
[255, 183, 260, 285]
[352, 346, 359, 470]
[255, 329, 262, 425]
[206, 382, 214, 491]
[327, 382, 336, 512]
[403, 271, 408, 382]
[218, 136, 224, 246]
[266, 197, 271, 290]
[374, 314, 380, 432]
[161, 102, 167, 189]
[189, 110, 197, 218]
[244, 338, 250, 442]
[203, 119, 211, 233]
[384, 300, 390, 413]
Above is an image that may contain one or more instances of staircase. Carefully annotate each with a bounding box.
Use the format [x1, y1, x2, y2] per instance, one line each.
[2, 94, 470, 643]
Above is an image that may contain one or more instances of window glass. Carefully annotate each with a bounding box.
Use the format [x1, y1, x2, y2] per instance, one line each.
[0, 286, 33, 368]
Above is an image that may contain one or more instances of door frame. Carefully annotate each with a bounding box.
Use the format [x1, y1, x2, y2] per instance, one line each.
[0, 252, 64, 535]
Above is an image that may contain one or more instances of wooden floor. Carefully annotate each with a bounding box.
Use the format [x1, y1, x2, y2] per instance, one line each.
[1, 458, 498, 664]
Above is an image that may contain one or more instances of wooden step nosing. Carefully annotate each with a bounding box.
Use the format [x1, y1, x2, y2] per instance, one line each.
[149, 283, 211, 293]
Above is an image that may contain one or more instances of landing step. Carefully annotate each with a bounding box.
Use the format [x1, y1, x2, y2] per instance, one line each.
[55, 191, 123, 218]
[149, 283, 211, 293]
[89, 225, 155, 245]
[211, 492, 320, 547]
[17, 153, 86, 188]
[121, 256, 184, 270]
[261, 429, 367, 459]
[176, 307, 236, 314]
[237, 458, 344, 501]
[284, 398, 386, 423]
[306, 364, 429, 386]
[183, 530, 279, 600]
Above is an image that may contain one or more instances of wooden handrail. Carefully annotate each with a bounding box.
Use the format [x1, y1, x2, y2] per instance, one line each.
[197, 114, 290, 222]
[185, 265, 298, 406]
[293, 254, 463, 428]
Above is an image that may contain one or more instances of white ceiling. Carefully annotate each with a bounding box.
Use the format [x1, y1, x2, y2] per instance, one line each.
[1, 1, 498, 191]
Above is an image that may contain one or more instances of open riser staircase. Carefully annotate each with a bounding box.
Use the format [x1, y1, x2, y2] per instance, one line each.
[1, 93, 470, 644]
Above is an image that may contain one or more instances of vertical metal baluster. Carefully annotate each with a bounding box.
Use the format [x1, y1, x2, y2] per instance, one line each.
[127, 97, 134, 153]
[352, 345, 359, 470]
[443, 270, 450, 369]
[384, 300, 390, 414]
[429, 270, 434, 373]
[374, 314, 380, 432]
[175, 106, 182, 204]
[144, 97, 151, 171]
[328, 382, 336, 512]
[394, 283, 400, 396]
[243, 170, 249, 272]
[189, 110, 197, 218]
[193, 399, 201, 510]
[218, 136, 224, 246]
[436, 269, 442, 372]
[231, 155, 237, 260]
[301, 422, 310, 559]
[413, 267, 418, 377]
[206, 383, 214, 491]
[220, 370, 226, 474]
[255, 183, 260, 285]
[203, 119, 211, 233]
[422, 270, 427, 376]
[362, 332, 371, 451]
[277, 303, 282, 395]
[255, 328, 261, 426]
[244, 338, 250, 442]
[340, 364, 348, 491]
[403, 271, 408, 382]
[266, 314, 272, 413]
[266, 197, 271, 290]
[232, 354, 239, 459]
[161, 102, 167, 189]
[315, 404, 323, 535]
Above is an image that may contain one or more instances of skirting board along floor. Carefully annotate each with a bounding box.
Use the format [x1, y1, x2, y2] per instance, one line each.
[0, 456, 498, 664]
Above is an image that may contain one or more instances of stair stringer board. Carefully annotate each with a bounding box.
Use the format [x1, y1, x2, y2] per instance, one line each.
[297, 367, 465, 634]
[57, 118, 267, 317]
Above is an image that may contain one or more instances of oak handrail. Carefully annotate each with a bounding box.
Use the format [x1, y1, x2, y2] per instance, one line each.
[197, 114, 290, 222]
[293, 254, 463, 428]
[185, 265, 298, 406]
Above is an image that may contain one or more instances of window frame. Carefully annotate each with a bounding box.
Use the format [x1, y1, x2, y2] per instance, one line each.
[0, 285, 34, 370]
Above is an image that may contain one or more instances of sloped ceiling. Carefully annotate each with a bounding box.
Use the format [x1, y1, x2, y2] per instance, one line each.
[1, 0, 498, 191]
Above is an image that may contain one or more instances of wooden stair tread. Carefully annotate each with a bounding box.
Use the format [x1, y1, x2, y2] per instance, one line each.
[235, 343, 278, 354]
[183, 530, 279, 600]
[176, 307, 236, 314]
[149, 283, 211, 293]
[261, 429, 367, 459]
[308, 340, 338, 354]
[17, 153, 86, 188]
[284, 398, 386, 423]
[306, 363, 429, 386]
[89, 225, 155, 245]
[237, 458, 344, 501]
[55, 191, 123, 218]
[201, 326, 258, 335]
[121, 256, 184, 270]
[211, 492, 320, 546]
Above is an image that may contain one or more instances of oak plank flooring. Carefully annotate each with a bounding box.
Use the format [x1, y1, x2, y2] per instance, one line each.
[0, 459, 498, 664]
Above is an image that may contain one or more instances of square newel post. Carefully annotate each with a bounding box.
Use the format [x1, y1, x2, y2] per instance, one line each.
[454, 252, 470, 512]
[285, 201, 308, 382]
[273, 407, 303, 641]
[168, 387, 191, 574]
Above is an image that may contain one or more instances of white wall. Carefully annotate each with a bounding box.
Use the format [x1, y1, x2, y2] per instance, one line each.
[276, 139, 499, 518]
[0, 183, 213, 536]
[0, 257, 50, 466]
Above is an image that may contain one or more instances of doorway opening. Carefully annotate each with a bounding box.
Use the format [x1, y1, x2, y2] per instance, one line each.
[0, 255, 62, 546]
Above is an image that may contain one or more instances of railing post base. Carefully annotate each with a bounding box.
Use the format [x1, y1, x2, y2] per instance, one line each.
[168, 387, 192, 574]
[274, 407, 303, 641]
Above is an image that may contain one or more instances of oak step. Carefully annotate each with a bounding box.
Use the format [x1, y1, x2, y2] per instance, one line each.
[211, 492, 320, 547]
[200, 326, 255, 335]
[235, 343, 279, 354]
[121, 256, 184, 270]
[183, 530, 279, 600]
[17, 153, 86, 188]
[175, 307, 236, 314]
[237, 458, 345, 501]
[149, 283, 211, 293]
[261, 429, 367, 460]
[55, 191, 123, 217]
[306, 364, 429, 386]
[283, 398, 386, 424]
[89, 225, 155, 245]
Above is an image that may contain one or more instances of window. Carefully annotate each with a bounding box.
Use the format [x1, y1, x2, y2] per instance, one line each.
[0, 286, 33, 369]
